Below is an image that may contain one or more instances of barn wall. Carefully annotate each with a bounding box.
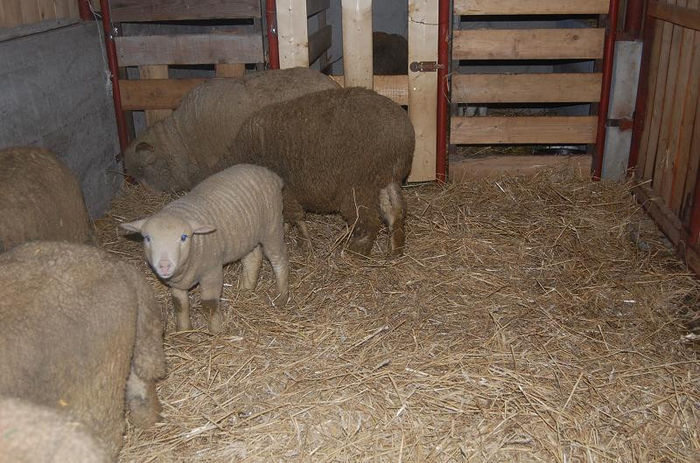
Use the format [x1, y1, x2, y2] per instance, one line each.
[0, 21, 122, 217]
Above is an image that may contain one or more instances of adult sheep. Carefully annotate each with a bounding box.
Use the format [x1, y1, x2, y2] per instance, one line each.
[121, 164, 288, 334]
[0, 397, 109, 463]
[123, 67, 339, 192]
[0, 242, 166, 460]
[0, 146, 94, 253]
[230, 87, 415, 256]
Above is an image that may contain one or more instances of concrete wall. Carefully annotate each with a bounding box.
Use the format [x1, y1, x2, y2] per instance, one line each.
[0, 20, 122, 218]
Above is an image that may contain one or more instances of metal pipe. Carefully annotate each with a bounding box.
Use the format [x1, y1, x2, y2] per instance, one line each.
[624, 0, 645, 38]
[435, 0, 450, 183]
[266, 0, 280, 69]
[99, 0, 129, 153]
[593, 0, 621, 180]
[78, 0, 92, 20]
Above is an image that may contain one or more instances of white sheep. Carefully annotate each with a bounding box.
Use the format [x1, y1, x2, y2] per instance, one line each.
[121, 164, 289, 334]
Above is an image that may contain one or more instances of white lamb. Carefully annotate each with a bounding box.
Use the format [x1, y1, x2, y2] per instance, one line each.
[121, 164, 289, 334]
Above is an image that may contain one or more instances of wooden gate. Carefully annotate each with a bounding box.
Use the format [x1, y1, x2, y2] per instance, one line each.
[629, 0, 700, 274]
[450, 0, 613, 175]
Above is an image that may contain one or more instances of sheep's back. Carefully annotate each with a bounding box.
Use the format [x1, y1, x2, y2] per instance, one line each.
[0, 147, 93, 252]
[0, 242, 147, 457]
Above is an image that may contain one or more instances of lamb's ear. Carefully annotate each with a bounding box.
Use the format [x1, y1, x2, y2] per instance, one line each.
[135, 142, 157, 165]
[191, 224, 217, 234]
[120, 219, 147, 234]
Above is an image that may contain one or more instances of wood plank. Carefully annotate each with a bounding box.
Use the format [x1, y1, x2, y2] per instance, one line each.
[307, 0, 330, 17]
[450, 116, 598, 144]
[308, 24, 332, 65]
[453, 29, 605, 60]
[342, 0, 373, 88]
[139, 65, 172, 126]
[67, 0, 79, 18]
[330, 75, 408, 105]
[449, 155, 591, 181]
[648, 0, 700, 31]
[407, 0, 438, 182]
[643, 12, 677, 181]
[454, 0, 610, 15]
[110, 0, 261, 22]
[1, 1, 23, 28]
[53, 0, 71, 18]
[19, 1, 40, 25]
[681, 92, 700, 223]
[115, 33, 263, 66]
[215, 63, 245, 77]
[452, 73, 602, 103]
[277, 0, 309, 68]
[36, 0, 56, 21]
[120, 78, 208, 110]
[653, 2, 686, 197]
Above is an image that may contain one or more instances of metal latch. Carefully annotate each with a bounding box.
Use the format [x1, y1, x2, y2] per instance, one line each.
[410, 61, 442, 72]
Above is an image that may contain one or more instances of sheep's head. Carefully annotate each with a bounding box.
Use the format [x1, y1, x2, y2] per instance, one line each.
[121, 215, 215, 280]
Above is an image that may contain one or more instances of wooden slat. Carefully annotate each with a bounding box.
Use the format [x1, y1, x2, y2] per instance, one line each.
[455, 0, 610, 15]
[453, 29, 605, 60]
[450, 116, 598, 144]
[0, 1, 22, 28]
[120, 78, 208, 110]
[452, 73, 602, 103]
[139, 66, 172, 126]
[330, 75, 408, 105]
[307, 0, 330, 17]
[215, 63, 245, 78]
[36, 0, 55, 21]
[649, 0, 700, 31]
[681, 89, 700, 223]
[277, 0, 309, 68]
[53, 0, 73, 18]
[115, 33, 263, 66]
[19, 1, 40, 24]
[308, 24, 332, 65]
[450, 155, 591, 181]
[341, 0, 373, 88]
[110, 0, 260, 22]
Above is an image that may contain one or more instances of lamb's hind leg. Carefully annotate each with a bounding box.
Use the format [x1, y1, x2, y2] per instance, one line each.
[379, 182, 407, 256]
[262, 225, 289, 306]
[240, 245, 263, 291]
[340, 190, 382, 256]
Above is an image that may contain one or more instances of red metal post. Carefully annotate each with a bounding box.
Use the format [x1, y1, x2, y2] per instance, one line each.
[266, 0, 280, 69]
[99, 0, 129, 153]
[593, 0, 621, 180]
[77, 0, 92, 20]
[435, 0, 450, 183]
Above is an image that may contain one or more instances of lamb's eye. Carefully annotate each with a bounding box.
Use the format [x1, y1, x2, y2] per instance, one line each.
[180, 234, 188, 242]
[144, 235, 151, 243]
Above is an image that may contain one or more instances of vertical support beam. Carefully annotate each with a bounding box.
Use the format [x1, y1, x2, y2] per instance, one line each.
[266, 0, 280, 69]
[593, 0, 620, 180]
[99, 0, 129, 153]
[341, 0, 373, 88]
[435, 0, 450, 183]
[276, 0, 309, 68]
[408, 0, 439, 182]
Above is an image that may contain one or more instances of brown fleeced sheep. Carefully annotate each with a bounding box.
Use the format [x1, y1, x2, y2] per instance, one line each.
[230, 87, 415, 256]
[0, 242, 166, 460]
[123, 67, 340, 192]
[0, 146, 94, 253]
[373, 31, 408, 75]
[121, 164, 288, 334]
[0, 397, 109, 463]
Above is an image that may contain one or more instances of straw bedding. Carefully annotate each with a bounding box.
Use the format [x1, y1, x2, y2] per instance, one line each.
[95, 166, 698, 462]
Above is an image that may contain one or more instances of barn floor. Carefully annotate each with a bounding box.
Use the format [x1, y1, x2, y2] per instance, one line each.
[96, 166, 699, 462]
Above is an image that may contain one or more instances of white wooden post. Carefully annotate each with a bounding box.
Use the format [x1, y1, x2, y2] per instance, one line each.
[407, 0, 438, 182]
[341, 0, 373, 88]
[276, 0, 309, 68]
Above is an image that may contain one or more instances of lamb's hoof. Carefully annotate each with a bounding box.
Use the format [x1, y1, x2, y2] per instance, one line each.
[207, 311, 224, 334]
[128, 382, 161, 428]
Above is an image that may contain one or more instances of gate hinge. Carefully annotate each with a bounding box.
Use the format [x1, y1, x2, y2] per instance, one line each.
[410, 61, 443, 72]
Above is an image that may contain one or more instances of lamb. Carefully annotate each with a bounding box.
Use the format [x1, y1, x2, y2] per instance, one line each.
[121, 164, 288, 334]
[0, 397, 109, 463]
[230, 87, 415, 256]
[0, 242, 166, 460]
[0, 146, 94, 253]
[123, 67, 339, 192]
[373, 31, 408, 75]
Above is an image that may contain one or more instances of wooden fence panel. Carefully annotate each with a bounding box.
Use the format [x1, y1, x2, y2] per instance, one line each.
[454, 0, 610, 15]
[1, 0, 79, 27]
[109, 0, 260, 22]
[452, 73, 602, 103]
[451, 116, 598, 144]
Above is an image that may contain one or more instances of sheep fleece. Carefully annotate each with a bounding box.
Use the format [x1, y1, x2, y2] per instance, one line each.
[0, 146, 93, 252]
[373, 31, 408, 75]
[0, 397, 109, 463]
[231, 87, 415, 255]
[123, 67, 339, 192]
[0, 242, 166, 460]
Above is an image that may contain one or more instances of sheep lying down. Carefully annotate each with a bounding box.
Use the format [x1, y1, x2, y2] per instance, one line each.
[122, 164, 289, 334]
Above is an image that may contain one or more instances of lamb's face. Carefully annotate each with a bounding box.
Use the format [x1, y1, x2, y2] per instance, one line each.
[120, 215, 215, 280]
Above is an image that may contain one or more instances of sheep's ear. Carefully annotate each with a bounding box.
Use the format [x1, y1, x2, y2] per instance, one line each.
[120, 219, 147, 234]
[135, 142, 157, 165]
[192, 224, 216, 234]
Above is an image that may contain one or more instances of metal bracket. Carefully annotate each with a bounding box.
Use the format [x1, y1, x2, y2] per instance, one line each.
[410, 61, 442, 73]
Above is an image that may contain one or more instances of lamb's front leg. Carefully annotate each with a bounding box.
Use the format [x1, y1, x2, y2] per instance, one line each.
[171, 287, 191, 332]
[200, 269, 224, 334]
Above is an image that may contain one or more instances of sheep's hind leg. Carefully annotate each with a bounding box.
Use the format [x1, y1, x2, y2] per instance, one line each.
[200, 270, 224, 334]
[341, 193, 381, 256]
[171, 288, 191, 332]
[379, 182, 407, 256]
[283, 190, 312, 249]
[240, 245, 262, 291]
[126, 368, 161, 427]
[262, 227, 289, 305]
